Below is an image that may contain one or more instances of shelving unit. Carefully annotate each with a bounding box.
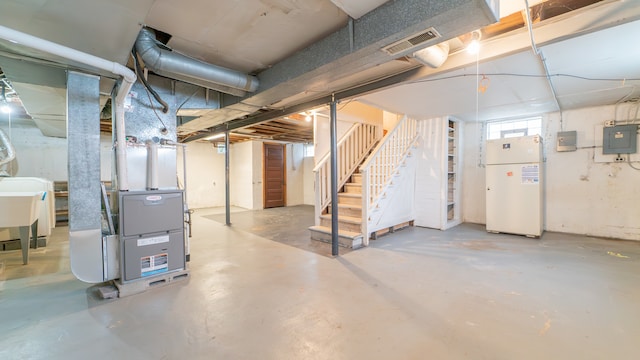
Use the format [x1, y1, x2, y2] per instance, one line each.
[54, 181, 68, 225]
[445, 118, 461, 227]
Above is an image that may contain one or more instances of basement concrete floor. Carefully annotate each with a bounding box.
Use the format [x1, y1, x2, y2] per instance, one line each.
[1, 207, 639, 360]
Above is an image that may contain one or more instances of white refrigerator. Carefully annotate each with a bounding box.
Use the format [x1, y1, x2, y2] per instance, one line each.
[485, 135, 543, 237]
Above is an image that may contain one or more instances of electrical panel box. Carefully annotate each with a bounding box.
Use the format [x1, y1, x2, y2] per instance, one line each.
[557, 131, 577, 152]
[603, 125, 638, 154]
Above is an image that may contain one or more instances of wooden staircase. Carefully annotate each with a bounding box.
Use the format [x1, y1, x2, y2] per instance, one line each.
[309, 172, 365, 249]
[309, 115, 418, 249]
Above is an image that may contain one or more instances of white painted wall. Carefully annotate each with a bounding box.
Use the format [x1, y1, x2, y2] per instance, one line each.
[383, 111, 402, 132]
[286, 143, 305, 206]
[303, 156, 315, 205]
[314, 101, 384, 164]
[462, 103, 640, 241]
[5, 124, 67, 180]
[250, 141, 264, 209]
[461, 121, 488, 224]
[230, 141, 257, 209]
[1, 121, 113, 181]
[2, 121, 321, 211]
[179, 142, 225, 209]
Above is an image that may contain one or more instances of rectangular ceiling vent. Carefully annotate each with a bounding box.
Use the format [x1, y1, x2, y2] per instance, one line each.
[382, 27, 441, 55]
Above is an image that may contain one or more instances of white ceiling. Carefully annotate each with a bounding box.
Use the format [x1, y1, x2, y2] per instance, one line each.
[358, 1, 640, 122]
[144, 0, 350, 73]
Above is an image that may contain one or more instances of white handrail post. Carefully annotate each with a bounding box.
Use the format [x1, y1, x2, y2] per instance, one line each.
[361, 167, 369, 246]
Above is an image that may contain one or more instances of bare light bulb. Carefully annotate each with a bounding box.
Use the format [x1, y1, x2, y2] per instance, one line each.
[467, 40, 480, 55]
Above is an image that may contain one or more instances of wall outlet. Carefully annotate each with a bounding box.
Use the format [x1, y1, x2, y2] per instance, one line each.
[604, 120, 616, 127]
[614, 155, 626, 162]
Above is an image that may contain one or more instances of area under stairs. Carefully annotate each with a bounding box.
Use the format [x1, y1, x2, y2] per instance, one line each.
[309, 172, 365, 249]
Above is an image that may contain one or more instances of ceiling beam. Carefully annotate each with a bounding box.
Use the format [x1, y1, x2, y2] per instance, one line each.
[180, 0, 499, 135]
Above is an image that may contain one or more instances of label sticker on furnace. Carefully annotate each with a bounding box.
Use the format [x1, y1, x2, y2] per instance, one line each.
[521, 164, 539, 184]
[141, 253, 168, 277]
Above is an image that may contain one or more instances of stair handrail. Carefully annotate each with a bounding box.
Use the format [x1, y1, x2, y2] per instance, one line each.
[359, 115, 418, 244]
[313, 122, 380, 225]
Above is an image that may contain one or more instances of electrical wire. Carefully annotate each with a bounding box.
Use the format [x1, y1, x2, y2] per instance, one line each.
[408, 72, 640, 85]
[130, 52, 169, 132]
[628, 154, 640, 171]
[131, 48, 169, 113]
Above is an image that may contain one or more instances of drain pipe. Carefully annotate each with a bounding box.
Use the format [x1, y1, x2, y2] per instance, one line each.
[0, 25, 136, 191]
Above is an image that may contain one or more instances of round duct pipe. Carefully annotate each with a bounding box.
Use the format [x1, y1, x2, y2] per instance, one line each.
[135, 28, 260, 96]
[412, 41, 450, 68]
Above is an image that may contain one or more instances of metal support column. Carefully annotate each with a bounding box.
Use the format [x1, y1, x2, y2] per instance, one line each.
[330, 98, 339, 256]
[225, 130, 231, 226]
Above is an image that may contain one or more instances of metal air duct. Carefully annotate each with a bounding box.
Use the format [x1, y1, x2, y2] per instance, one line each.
[0, 128, 16, 176]
[135, 28, 259, 97]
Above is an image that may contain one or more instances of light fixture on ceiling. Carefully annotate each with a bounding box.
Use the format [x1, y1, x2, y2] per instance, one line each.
[204, 133, 225, 141]
[478, 75, 490, 93]
[305, 111, 315, 122]
[466, 30, 482, 55]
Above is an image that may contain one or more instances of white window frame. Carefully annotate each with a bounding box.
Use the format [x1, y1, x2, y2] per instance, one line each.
[487, 117, 542, 140]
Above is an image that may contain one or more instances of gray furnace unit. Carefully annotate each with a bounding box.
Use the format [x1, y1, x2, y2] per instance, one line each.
[118, 190, 186, 282]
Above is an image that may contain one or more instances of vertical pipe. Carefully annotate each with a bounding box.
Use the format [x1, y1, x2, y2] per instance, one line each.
[146, 140, 159, 190]
[225, 130, 231, 226]
[330, 98, 339, 256]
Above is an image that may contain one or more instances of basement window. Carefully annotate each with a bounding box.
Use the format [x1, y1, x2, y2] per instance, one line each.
[487, 117, 542, 140]
[304, 144, 314, 157]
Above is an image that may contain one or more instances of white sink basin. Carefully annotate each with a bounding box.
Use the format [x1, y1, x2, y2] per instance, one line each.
[0, 192, 42, 227]
[0, 191, 42, 265]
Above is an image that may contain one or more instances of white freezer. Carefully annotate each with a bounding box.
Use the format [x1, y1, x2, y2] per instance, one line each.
[486, 163, 543, 236]
[485, 135, 543, 237]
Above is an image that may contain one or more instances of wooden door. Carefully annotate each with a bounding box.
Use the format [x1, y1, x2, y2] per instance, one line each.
[263, 143, 286, 208]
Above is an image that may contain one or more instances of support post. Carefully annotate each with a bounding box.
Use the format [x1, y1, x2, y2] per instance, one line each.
[330, 98, 339, 256]
[225, 130, 231, 226]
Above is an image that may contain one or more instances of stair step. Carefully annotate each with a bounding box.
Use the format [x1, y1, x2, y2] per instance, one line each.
[308, 225, 363, 249]
[351, 173, 363, 184]
[328, 203, 362, 217]
[338, 192, 361, 205]
[319, 214, 361, 233]
[320, 214, 361, 224]
[344, 183, 362, 194]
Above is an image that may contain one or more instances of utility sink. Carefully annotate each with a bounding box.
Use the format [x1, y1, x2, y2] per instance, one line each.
[0, 191, 43, 264]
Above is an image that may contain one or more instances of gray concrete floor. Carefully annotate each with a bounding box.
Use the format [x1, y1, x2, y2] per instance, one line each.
[1, 207, 639, 359]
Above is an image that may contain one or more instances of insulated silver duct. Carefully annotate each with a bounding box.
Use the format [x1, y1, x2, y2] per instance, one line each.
[135, 28, 260, 97]
[0, 128, 16, 176]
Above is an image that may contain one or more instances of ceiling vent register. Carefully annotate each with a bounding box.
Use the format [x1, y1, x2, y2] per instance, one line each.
[382, 27, 441, 55]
